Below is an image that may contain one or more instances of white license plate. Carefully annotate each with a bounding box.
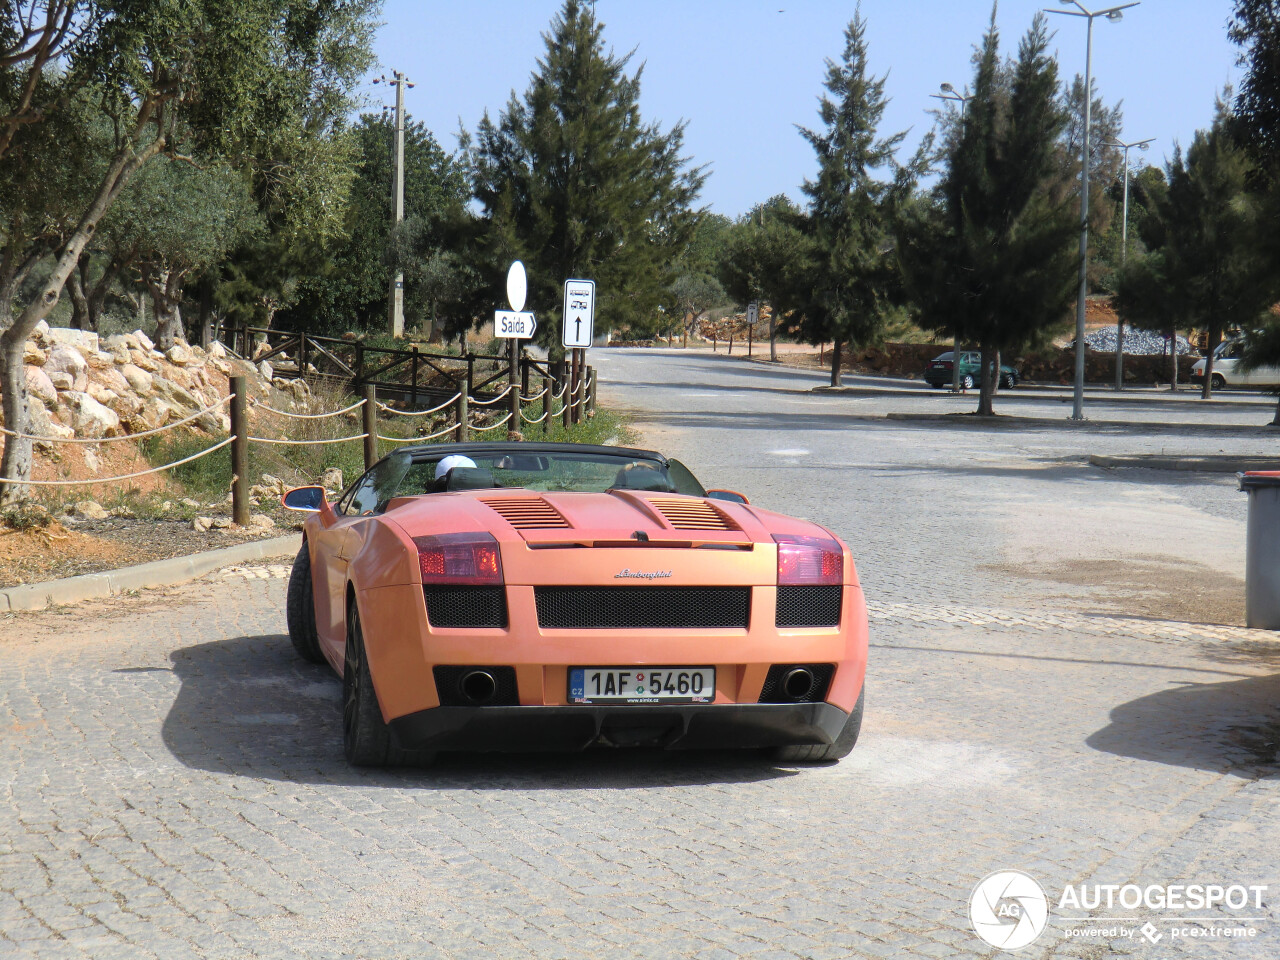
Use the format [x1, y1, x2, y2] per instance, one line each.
[569, 667, 714, 704]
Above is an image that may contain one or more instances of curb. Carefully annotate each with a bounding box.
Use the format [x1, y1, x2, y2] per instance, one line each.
[0, 533, 302, 614]
[882, 412, 1278, 435]
[1088, 455, 1279, 473]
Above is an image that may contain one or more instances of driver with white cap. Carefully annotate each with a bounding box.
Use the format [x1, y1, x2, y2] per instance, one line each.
[434, 454, 477, 484]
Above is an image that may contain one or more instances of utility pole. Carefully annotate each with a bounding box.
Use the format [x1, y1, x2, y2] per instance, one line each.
[375, 70, 414, 338]
[1104, 135, 1154, 391]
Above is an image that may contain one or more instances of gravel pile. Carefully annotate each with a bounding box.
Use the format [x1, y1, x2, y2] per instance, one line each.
[1085, 325, 1194, 355]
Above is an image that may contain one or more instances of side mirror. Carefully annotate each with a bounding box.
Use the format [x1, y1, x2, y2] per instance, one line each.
[706, 489, 750, 505]
[282, 485, 326, 512]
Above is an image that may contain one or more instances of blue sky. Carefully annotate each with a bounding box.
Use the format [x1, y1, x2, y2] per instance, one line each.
[367, 1, 1240, 218]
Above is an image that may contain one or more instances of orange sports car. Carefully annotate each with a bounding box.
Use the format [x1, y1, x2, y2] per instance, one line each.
[282, 442, 867, 767]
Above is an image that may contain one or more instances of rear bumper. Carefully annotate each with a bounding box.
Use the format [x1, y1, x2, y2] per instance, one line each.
[387, 701, 851, 753]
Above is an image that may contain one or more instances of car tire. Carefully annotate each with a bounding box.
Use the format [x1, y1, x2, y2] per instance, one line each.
[770, 688, 864, 763]
[286, 543, 324, 664]
[1212, 374, 1226, 390]
[960, 375, 975, 390]
[1001, 374, 1017, 389]
[342, 598, 433, 768]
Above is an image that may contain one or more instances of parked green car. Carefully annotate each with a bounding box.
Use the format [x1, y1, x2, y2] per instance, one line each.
[923, 351, 1020, 390]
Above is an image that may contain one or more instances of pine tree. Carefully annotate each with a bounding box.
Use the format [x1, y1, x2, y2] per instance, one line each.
[470, 0, 704, 354]
[795, 11, 917, 387]
[900, 10, 1077, 415]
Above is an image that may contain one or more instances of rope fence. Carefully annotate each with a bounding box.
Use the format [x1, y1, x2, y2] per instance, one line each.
[1, 362, 599, 508]
[251, 397, 366, 419]
[4, 436, 236, 486]
[376, 393, 461, 417]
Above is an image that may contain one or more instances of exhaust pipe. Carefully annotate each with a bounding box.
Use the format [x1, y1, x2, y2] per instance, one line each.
[781, 667, 815, 701]
[459, 670, 497, 704]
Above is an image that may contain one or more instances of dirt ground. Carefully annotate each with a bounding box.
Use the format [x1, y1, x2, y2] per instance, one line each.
[0, 516, 293, 587]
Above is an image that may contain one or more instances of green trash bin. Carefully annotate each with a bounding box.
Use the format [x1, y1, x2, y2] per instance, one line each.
[1239, 471, 1280, 629]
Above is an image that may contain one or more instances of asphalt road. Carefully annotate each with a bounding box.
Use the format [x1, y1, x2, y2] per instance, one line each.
[2, 349, 1279, 960]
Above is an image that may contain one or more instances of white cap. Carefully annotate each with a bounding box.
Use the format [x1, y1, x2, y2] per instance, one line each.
[434, 454, 477, 480]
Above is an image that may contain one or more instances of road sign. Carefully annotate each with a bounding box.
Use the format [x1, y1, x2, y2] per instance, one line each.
[563, 278, 596, 349]
[495, 310, 536, 339]
[506, 261, 527, 312]
[747, 301, 759, 326]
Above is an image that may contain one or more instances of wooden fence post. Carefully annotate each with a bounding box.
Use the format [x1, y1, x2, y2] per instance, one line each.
[558, 360, 570, 430]
[362, 385, 377, 469]
[456, 379, 469, 443]
[508, 339, 520, 434]
[411, 345, 419, 408]
[541, 375, 551, 436]
[587, 365, 597, 416]
[230, 376, 249, 527]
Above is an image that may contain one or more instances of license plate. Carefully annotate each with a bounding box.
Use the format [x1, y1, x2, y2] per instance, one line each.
[569, 667, 715, 704]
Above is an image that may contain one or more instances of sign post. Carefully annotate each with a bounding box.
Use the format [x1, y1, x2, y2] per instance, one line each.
[497, 262, 536, 432]
[563, 280, 595, 424]
[747, 301, 759, 357]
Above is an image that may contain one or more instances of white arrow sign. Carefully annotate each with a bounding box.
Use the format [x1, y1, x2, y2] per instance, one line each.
[562, 279, 596, 349]
[495, 310, 536, 339]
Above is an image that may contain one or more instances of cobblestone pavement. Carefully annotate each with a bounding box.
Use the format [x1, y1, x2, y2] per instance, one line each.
[3, 349, 1280, 959]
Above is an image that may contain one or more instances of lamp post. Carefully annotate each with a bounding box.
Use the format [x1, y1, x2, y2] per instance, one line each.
[931, 82, 973, 395]
[1104, 134, 1154, 391]
[373, 70, 414, 339]
[1047, 0, 1138, 419]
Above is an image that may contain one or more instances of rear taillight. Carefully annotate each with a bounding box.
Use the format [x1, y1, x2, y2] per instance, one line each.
[413, 532, 503, 585]
[773, 533, 843, 585]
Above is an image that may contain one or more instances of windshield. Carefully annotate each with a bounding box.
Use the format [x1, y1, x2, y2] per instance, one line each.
[378, 450, 705, 500]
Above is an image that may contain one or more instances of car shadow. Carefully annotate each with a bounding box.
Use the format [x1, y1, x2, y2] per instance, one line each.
[1086, 672, 1280, 779]
[161, 634, 801, 788]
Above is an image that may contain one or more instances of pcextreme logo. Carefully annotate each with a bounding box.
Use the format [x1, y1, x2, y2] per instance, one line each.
[970, 870, 1050, 950]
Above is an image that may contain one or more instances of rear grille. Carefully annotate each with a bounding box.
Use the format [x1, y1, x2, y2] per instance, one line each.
[776, 585, 842, 627]
[433, 666, 519, 706]
[423, 586, 508, 628]
[534, 586, 750, 629]
[481, 497, 570, 529]
[758, 663, 835, 704]
[649, 498, 739, 531]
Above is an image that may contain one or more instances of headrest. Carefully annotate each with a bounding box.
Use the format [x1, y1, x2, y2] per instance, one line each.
[612, 466, 672, 492]
[446, 466, 499, 491]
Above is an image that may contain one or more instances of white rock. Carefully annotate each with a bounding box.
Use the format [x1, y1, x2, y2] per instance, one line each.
[87, 383, 118, 407]
[250, 515, 275, 530]
[132, 329, 154, 352]
[102, 335, 133, 364]
[24, 365, 57, 406]
[86, 351, 114, 370]
[92, 365, 131, 396]
[151, 376, 201, 412]
[258, 360, 273, 381]
[166, 342, 191, 365]
[26, 402, 74, 442]
[181, 497, 201, 509]
[210, 516, 235, 530]
[129, 350, 159, 373]
[208, 341, 226, 359]
[47, 371, 73, 391]
[320, 467, 344, 491]
[23, 342, 46, 366]
[192, 516, 213, 532]
[73, 500, 109, 520]
[61, 390, 121, 438]
[259, 473, 287, 495]
[119, 363, 154, 396]
[160, 501, 173, 512]
[82, 447, 100, 472]
[108, 505, 136, 519]
[45, 345, 88, 391]
[32, 319, 50, 343]
[45, 327, 99, 352]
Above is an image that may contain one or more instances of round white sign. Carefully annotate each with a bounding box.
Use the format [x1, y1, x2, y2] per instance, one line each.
[506, 261, 527, 312]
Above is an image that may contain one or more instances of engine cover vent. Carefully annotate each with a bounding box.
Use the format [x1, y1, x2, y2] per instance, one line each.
[649, 498, 739, 531]
[481, 497, 571, 529]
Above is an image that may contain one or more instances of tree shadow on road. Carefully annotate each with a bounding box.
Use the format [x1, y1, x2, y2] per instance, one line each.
[161, 634, 800, 788]
[1086, 672, 1280, 779]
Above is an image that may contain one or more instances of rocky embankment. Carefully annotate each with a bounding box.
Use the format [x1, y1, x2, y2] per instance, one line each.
[9, 322, 290, 447]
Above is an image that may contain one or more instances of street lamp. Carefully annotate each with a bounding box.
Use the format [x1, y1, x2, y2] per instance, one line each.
[931, 82, 973, 395]
[1047, 0, 1139, 419]
[1104, 134, 1154, 391]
